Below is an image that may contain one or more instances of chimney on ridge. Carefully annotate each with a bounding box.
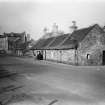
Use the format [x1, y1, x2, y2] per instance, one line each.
[69, 21, 78, 33]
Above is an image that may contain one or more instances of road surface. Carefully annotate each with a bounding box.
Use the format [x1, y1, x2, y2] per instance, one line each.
[0, 56, 105, 105]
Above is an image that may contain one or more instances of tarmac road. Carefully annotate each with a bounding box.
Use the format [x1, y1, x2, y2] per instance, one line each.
[0, 56, 105, 105]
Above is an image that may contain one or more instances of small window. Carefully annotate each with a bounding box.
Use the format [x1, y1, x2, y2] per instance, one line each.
[87, 54, 90, 60]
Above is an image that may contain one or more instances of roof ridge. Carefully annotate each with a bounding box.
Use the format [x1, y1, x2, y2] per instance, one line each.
[80, 24, 100, 38]
[75, 24, 95, 32]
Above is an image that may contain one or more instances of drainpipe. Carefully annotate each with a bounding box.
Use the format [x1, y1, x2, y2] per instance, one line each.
[75, 49, 76, 65]
[45, 50, 46, 60]
[59, 50, 62, 63]
[75, 49, 78, 65]
[75, 42, 78, 65]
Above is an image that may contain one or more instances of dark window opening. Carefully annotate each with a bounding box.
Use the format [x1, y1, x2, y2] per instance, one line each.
[102, 51, 105, 65]
[87, 54, 90, 60]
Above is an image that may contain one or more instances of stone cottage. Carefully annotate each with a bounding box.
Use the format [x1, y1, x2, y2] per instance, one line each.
[32, 23, 105, 65]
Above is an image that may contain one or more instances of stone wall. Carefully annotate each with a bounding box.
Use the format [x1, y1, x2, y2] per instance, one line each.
[78, 25, 105, 65]
[46, 49, 75, 64]
[46, 50, 60, 61]
[61, 50, 75, 64]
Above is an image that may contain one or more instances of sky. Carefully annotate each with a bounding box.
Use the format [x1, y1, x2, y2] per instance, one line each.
[0, 0, 105, 40]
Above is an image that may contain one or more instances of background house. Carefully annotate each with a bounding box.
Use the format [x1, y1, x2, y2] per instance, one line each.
[4, 32, 31, 56]
[0, 35, 8, 52]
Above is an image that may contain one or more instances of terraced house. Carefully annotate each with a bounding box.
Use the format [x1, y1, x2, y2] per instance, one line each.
[4, 32, 31, 56]
[32, 23, 105, 65]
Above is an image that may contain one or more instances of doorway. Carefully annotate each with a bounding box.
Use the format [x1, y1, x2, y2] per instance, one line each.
[102, 51, 105, 65]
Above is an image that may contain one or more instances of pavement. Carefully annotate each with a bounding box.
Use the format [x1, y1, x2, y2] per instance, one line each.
[0, 56, 105, 105]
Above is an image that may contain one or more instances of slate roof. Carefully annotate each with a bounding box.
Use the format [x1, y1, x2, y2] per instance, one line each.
[4, 32, 25, 37]
[32, 24, 103, 50]
[31, 39, 46, 50]
[41, 37, 55, 49]
[59, 39, 78, 49]
[48, 34, 69, 49]
[59, 24, 100, 49]
[70, 24, 97, 42]
[4, 32, 26, 43]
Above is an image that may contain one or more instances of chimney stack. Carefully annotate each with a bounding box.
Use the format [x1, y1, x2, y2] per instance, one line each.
[27, 34, 30, 41]
[43, 27, 49, 34]
[69, 21, 78, 33]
